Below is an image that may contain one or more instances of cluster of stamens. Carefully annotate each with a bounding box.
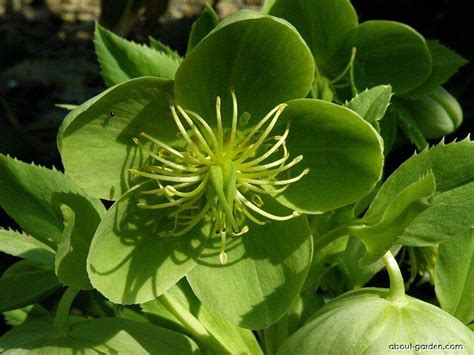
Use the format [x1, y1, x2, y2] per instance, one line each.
[129, 91, 308, 264]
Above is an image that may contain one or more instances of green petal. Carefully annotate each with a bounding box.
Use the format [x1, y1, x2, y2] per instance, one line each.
[346, 21, 432, 94]
[58, 77, 176, 200]
[276, 99, 384, 213]
[187, 202, 313, 329]
[175, 11, 314, 123]
[87, 183, 207, 305]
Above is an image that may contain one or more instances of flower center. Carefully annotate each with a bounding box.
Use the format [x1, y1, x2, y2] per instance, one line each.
[129, 91, 308, 263]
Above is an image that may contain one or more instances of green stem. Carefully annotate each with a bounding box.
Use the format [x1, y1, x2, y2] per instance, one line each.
[158, 293, 228, 354]
[330, 47, 357, 84]
[264, 315, 288, 355]
[382, 251, 406, 302]
[313, 224, 351, 253]
[52, 287, 79, 336]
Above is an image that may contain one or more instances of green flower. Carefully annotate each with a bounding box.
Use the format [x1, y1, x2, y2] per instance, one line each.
[130, 92, 308, 264]
[58, 11, 383, 329]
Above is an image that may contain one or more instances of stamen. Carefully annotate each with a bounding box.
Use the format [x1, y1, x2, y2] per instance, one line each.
[239, 155, 303, 179]
[240, 125, 290, 168]
[237, 191, 300, 221]
[219, 228, 228, 265]
[186, 110, 218, 148]
[177, 106, 215, 158]
[129, 169, 204, 183]
[216, 96, 224, 156]
[170, 104, 209, 163]
[164, 175, 209, 197]
[238, 182, 289, 196]
[227, 90, 238, 151]
[139, 132, 184, 160]
[241, 168, 309, 186]
[236, 104, 284, 152]
[235, 104, 287, 163]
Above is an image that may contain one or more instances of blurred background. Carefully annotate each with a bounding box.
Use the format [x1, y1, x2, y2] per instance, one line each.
[0, 0, 473, 334]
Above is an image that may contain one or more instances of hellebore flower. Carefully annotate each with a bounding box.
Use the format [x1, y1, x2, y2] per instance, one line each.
[58, 11, 383, 329]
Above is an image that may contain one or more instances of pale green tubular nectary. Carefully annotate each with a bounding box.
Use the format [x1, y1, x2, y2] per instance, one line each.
[129, 91, 308, 264]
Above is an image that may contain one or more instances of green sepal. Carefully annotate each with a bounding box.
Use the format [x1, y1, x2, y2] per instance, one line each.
[277, 288, 474, 354]
[187, 200, 313, 329]
[275, 99, 384, 214]
[94, 22, 180, 86]
[175, 11, 315, 123]
[87, 182, 207, 305]
[58, 77, 175, 200]
[269, 0, 358, 75]
[342, 20, 432, 94]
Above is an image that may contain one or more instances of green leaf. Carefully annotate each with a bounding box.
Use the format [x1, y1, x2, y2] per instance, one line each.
[261, 0, 276, 14]
[344, 85, 392, 130]
[379, 109, 398, 154]
[0, 317, 199, 354]
[392, 103, 429, 150]
[346, 21, 432, 94]
[58, 77, 175, 200]
[149, 36, 182, 62]
[0, 228, 54, 265]
[55, 204, 96, 290]
[0, 260, 60, 312]
[95, 22, 180, 86]
[409, 40, 468, 96]
[187, 4, 219, 52]
[2, 304, 49, 327]
[187, 203, 313, 329]
[338, 237, 401, 288]
[0, 154, 105, 247]
[87, 182, 206, 305]
[366, 139, 474, 221]
[350, 172, 436, 265]
[275, 99, 384, 213]
[435, 230, 474, 324]
[175, 11, 315, 122]
[277, 288, 474, 354]
[269, 0, 358, 75]
[144, 280, 262, 354]
[399, 182, 474, 246]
